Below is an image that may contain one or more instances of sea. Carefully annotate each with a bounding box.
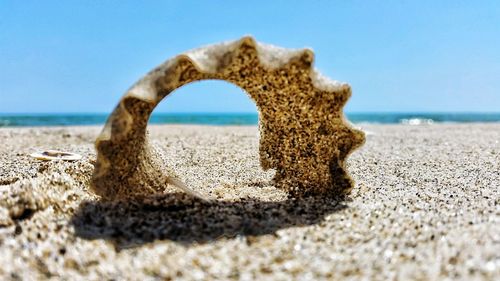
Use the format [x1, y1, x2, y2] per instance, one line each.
[0, 113, 500, 127]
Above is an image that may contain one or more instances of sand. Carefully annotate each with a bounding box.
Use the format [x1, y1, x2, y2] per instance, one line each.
[0, 123, 498, 280]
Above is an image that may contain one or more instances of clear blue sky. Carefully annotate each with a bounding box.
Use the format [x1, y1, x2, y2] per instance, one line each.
[1, 1, 499, 113]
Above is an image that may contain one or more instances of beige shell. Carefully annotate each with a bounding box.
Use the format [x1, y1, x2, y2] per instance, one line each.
[30, 150, 82, 161]
[91, 36, 365, 199]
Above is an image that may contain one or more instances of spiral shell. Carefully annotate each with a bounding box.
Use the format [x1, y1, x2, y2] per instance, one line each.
[91, 36, 365, 199]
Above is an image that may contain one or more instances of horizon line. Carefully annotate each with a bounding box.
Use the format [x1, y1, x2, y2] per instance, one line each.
[1, 111, 500, 115]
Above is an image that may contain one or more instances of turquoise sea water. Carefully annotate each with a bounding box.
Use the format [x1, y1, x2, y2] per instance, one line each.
[0, 113, 500, 127]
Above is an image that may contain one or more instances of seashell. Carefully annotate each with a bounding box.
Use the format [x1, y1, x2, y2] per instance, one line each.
[91, 36, 365, 199]
[30, 150, 82, 161]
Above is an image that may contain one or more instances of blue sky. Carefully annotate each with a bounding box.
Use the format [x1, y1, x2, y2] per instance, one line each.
[0, 1, 499, 113]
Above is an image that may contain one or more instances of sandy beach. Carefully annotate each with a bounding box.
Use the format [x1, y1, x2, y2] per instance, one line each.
[0, 123, 498, 280]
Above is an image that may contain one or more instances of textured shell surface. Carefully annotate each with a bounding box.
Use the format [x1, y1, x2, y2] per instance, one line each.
[91, 36, 365, 199]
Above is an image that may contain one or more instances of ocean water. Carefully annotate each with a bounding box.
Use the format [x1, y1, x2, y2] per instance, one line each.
[0, 113, 499, 127]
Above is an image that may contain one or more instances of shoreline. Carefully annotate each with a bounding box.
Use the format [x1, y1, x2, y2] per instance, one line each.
[2, 112, 500, 128]
[1, 121, 500, 134]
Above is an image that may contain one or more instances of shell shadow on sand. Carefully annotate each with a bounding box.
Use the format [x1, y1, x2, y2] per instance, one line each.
[70, 193, 347, 250]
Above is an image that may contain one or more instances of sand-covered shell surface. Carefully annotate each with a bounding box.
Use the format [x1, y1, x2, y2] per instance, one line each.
[91, 36, 365, 199]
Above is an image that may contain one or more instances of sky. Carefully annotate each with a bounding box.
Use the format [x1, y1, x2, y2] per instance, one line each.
[0, 1, 499, 113]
